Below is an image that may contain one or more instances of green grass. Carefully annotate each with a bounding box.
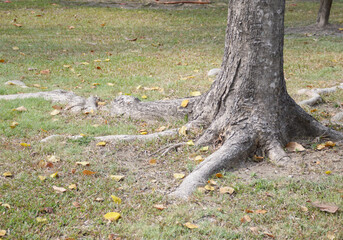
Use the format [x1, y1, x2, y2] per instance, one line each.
[1, 0, 343, 239]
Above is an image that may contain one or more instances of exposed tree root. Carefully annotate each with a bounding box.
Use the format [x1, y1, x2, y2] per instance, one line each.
[40, 129, 179, 143]
[297, 83, 343, 106]
[149, 142, 187, 157]
[170, 133, 255, 199]
[0, 89, 98, 113]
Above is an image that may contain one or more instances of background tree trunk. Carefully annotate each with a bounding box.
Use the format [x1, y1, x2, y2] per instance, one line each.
[317, 0, 333, 28]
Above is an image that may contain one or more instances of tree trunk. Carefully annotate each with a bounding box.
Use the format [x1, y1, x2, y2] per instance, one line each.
[317, 0, 333, 28]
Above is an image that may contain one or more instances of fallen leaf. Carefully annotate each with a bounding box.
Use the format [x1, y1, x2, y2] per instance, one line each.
[285, 142, 305, 152]
[325, 141, 336, 147]
[12, 46, 19, 50]
[200, 146, 209, 152]
[69, 26, 75, 29]
[183, 222, 199, 229]
[13, 23, 22, 27]
[2, 203, 10, 209]
[96, 142, 107, 146]
[204, 184, 215, 191]
[194, 155, 203, 163]
[68, 184, 77, 190]
[263, 232, 275, 238]
[13, 106, 27, 112]
[149, 159, 157, 165]
[140, 131, 148, 135]
[207, 179, 217, 185]
[153, 204, 166, 210]
[111, 195, 122, 204]
[181, 99, 189, 108]
[0, 230, 6, 237]
[197, 187, 206, 193]
[107, 83, 115, 86]
[240, 215, 251, 223]
[40, 69, 50, 75]
[76, 161, 90, 166]
[252, 155, 264, 162]
[3, 172, 13, 177]
[126, 37, 137, 41]
[72, 201, 81, 208]
[110, 175, 125, 181]
[141, 95, 148, 99]
[255, 209, 267, 214]
[53, 186, 66, 193]
[50, 109, 60, 116]
[300, 206, 308, 212]
[156, 126, 166, 132]
[42, 207, 54, 214]
[104, 59, 110, 62]
[10, 121, 19, 129]
[95, 197, 104, 202]
[97, 101, 106, 106]
[81, 62, 89, 65]
[215, 173, 223, 178]
[190, 91, 201, 97]
[96, 66, 102, 70]
[316, 144, 326, 150]
[219, 187, 235, 194]
[33, 84, 41, 88]
[327, 231, 336, 240]
[249, 227, 259, 234]
[173, 173, 185, 179]
[245, 209, 254, 213]
[20, 143, 30, 147]
[325, 170, 332, 175]
[0, 59, 5, 63]
[36, 217, 47, 223]
[38, 175, 47, 181]
[104, 212, 121, 221]
[71, 168, 76, 174]
[187, 140, 195, 146]
[50, 172, 58, 178]
[48, 155, 60, 163]
[94, 59, 101, 62]
[83, 170, 96, 175]
[338, 28, 343, 31]
[311, 201, 339, 213]
[178, 125, 187, 136]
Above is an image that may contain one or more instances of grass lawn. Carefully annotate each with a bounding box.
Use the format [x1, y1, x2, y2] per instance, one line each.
[1, 0, 343, 239]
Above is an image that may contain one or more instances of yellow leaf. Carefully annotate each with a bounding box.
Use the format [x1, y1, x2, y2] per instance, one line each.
[50, 109, 60, 116]
[92, 83, 100, 86]
[317, 144, 326, 150]
[96, 141, 107, 146]
[190, 91, 201, 97]
[183, 222, 199, 229]
[48, 155, 60, 163]
[178, 125, 187, 136]
[187, 140, 195, 146]
[215, 173, 223, 178]
[10, 121, 19, 128]
[63, 64, 71, 68]
[180, 100, 189, 108]
[33, 84, 41, 88]
[13, 106, 27, 112]
[97, 101, 106, 106]
[82, 170, 96, 175]
[325, 141, 336, 147]
[103, 212, 121, 221]
[111, 195, 122, 204]
[3, 172, 13, 177]
[338, 28, 343, 31]
[76, 161, 90, 166]
[38, 175, 47, 181]
[94, 59, 102, 62]
[0, 230, 6, 237]
[12, 46, 19, 51]
[173, 173, 185, 179]
[325, 170, 332, 175]
[50, 172, 59, 178]
[36, 217, 47, 223]
[200, 146, 209, 152]
[20, 143, 31, 147]
[194, 155, 203, 163]
[104, 59, 110, 62]
[149, 159, 157, 165]
[204, 185, 215, 191]
[141, 95, 148, 99]
[2, 203, 10, 209]
[53, 185, 67, 193]
[153, 204, 166, 210]
[68, 184, 77, 190]
[110, 175, 125, 181]
[197, 187, 206, 193]
[140, 131, 148, 135]
[81, 62, 89, 65]
[219, 187, 235, 194]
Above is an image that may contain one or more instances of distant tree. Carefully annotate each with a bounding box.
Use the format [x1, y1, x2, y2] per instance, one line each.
[317, 0, 333, 28]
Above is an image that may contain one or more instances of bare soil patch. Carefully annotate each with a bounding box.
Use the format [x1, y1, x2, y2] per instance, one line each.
[286, 23, 343, 37]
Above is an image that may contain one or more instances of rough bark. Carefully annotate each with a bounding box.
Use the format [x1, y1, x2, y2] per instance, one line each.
[317, 0, 333, 28]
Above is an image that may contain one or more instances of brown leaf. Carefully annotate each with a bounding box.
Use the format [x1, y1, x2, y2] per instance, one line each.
[255, 209, 267, 214]
[83, 170, 96, 175]
[285, 142, 305, 152]
[153, 204, 166, 210]
[219, 187, 235, 194]
[240, 215, 251, 223]
[245, 209, 254, 213]
[53, 186, 67, 193]
[72, 201, 81, 208]
[149, 159, 157, 165]
[52, 105, 63, 110]
[311, 201, 339, 213]
[263, 232, 275, 238]
[43, 207, 54, 214]
[126, 37, 137, 41]
[40, 69, 50, 75]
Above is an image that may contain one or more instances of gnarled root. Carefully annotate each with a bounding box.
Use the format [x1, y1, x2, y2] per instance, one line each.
[297, 83, 343, 106]
[0, 89, 98, 113]
[170, 132, 255, 199]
